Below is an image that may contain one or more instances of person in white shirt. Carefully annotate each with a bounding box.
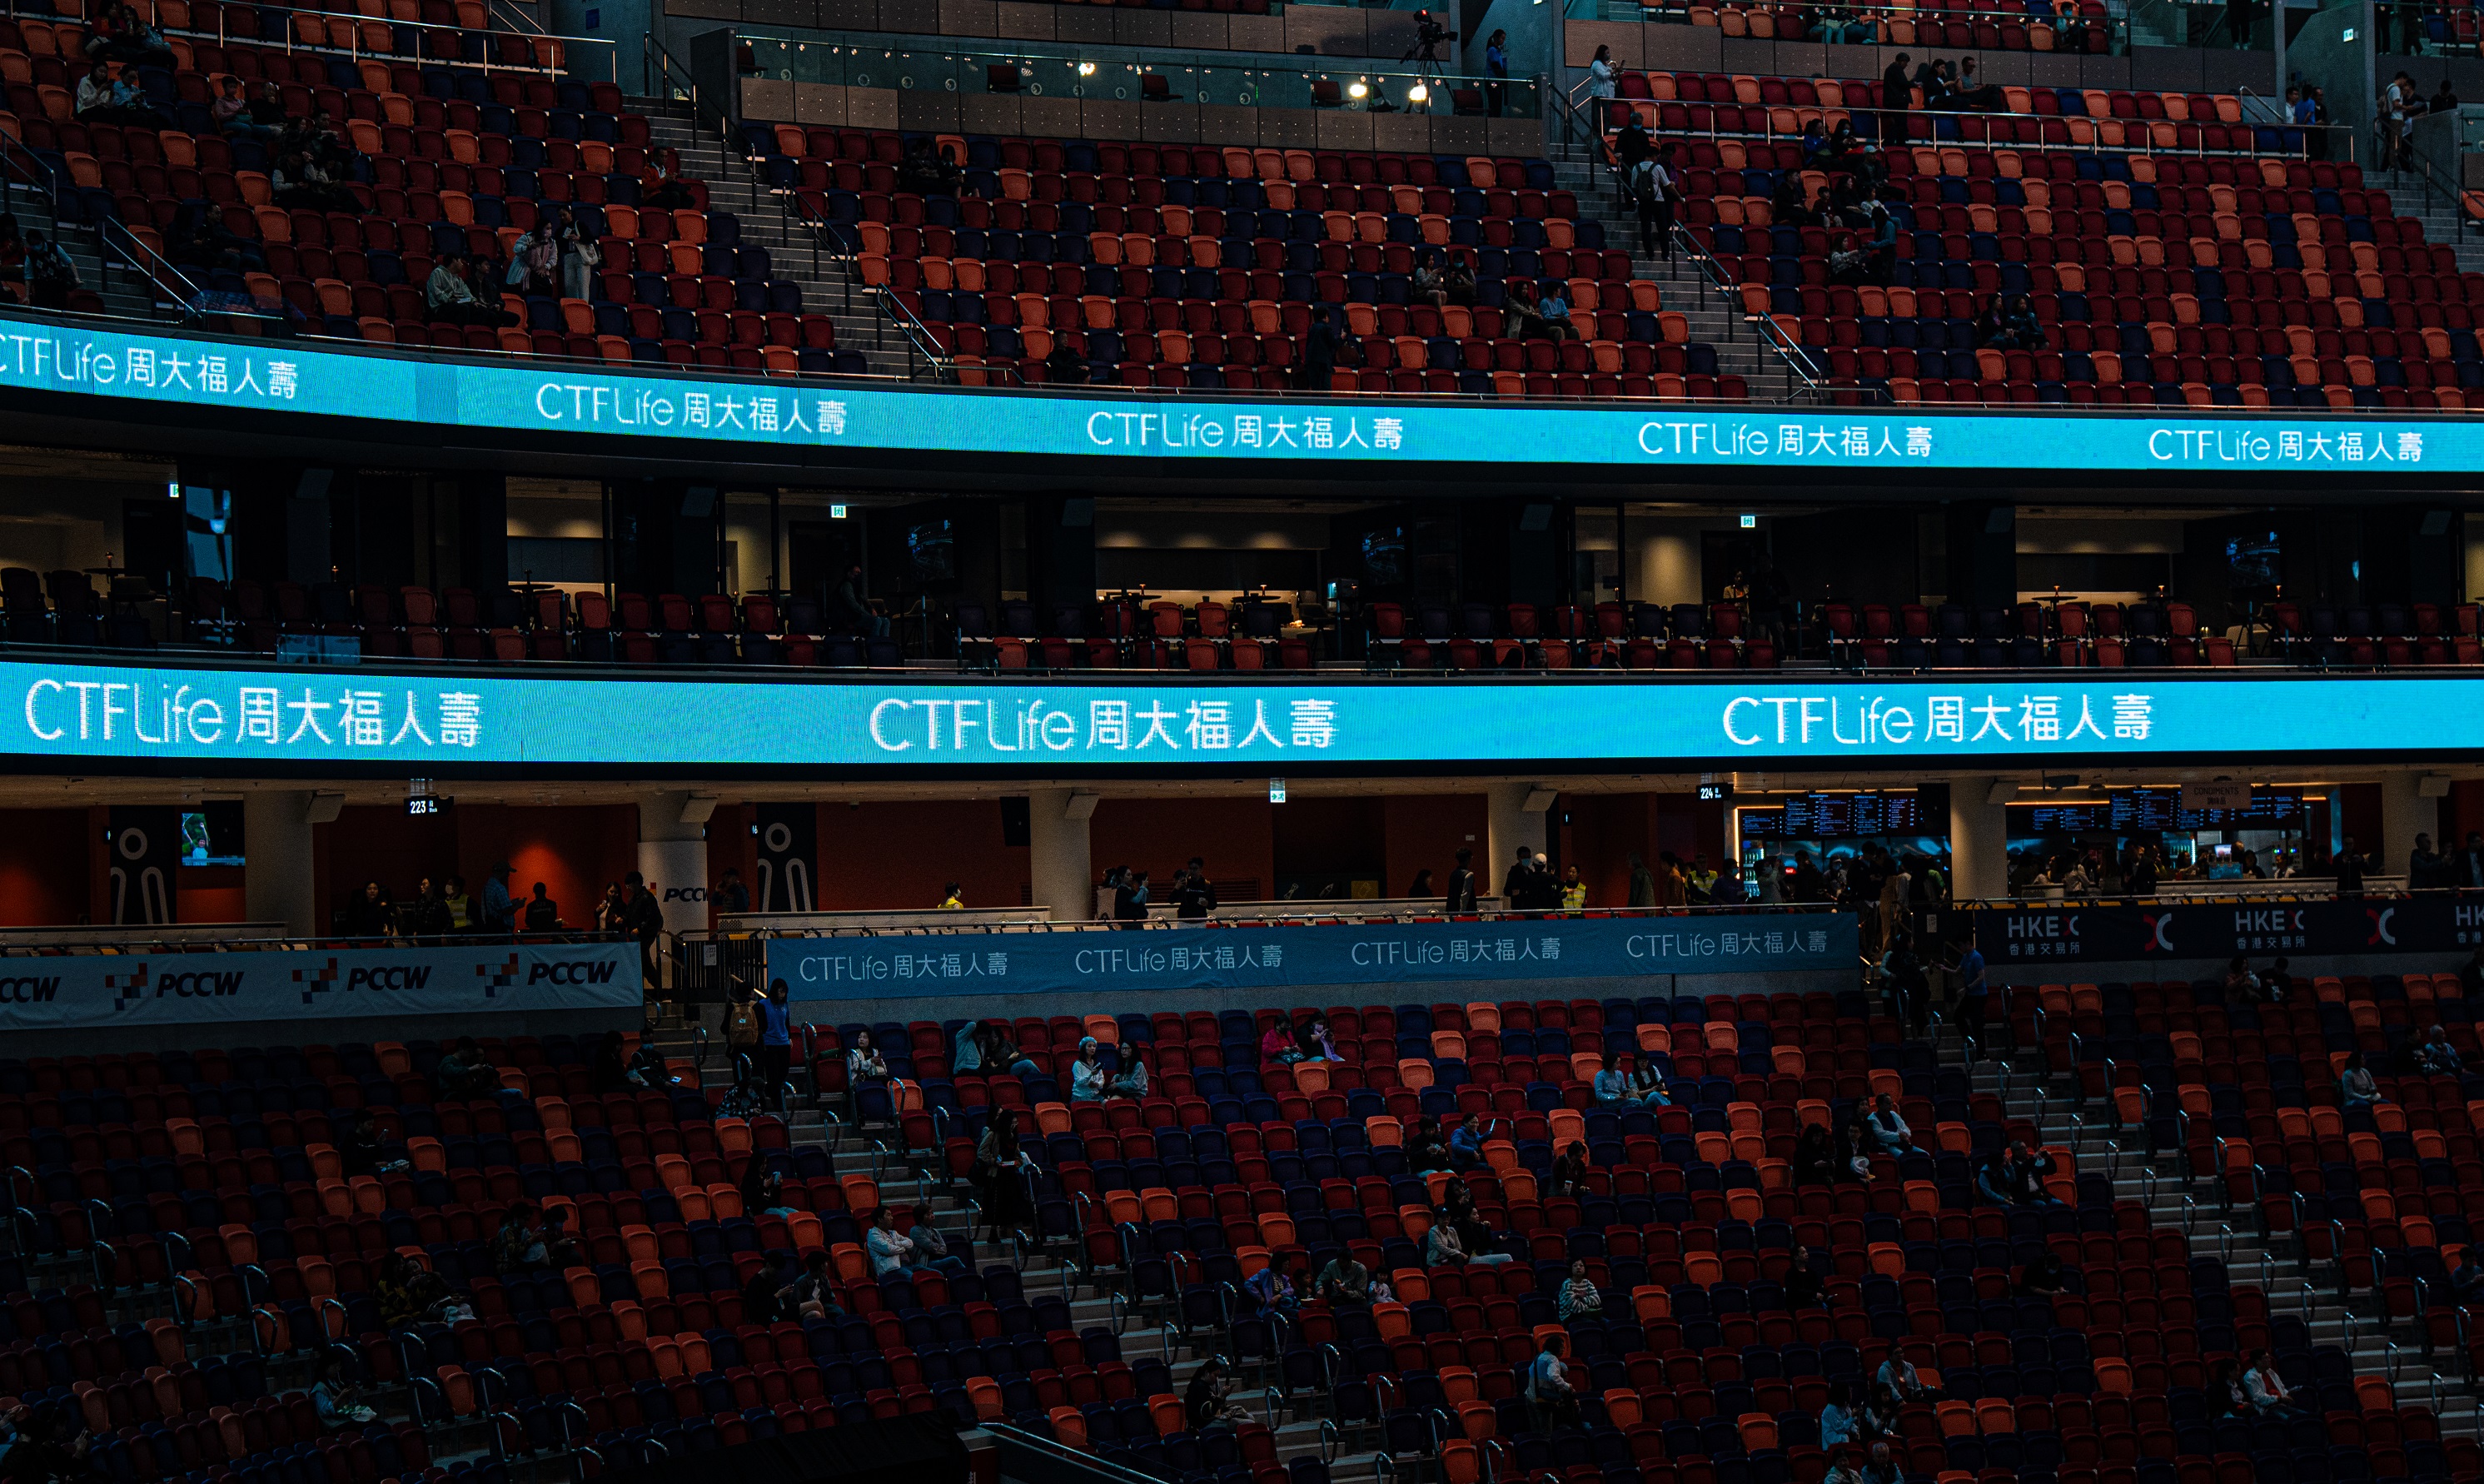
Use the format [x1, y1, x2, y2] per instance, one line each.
[1864, 1093, 1917, 1155]
[864, 1206, 921, 1277]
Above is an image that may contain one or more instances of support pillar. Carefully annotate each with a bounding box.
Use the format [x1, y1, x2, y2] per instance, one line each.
[2380, 771, 2441, 881]
[638, 793, 712, 991]
[243, 791, 319, 936]
[1028, 788, 1094, 921]
[1486, 782, 1549, 903]
[1950, 778, 2009, 903]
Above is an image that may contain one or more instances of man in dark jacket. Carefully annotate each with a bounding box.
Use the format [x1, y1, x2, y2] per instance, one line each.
[620, 871, 665, 992]
[834, 564, 887, 639]
[1299, 306, 1344, 390]
[1879, 53, 1911, 144]
[1445, 848, 1479, 914]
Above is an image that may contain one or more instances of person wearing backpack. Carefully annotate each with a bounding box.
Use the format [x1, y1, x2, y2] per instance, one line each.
[1627, 145, 1675, 259]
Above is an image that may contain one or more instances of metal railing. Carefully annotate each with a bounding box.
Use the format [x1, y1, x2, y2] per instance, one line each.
[735, 34, 1546, 120]
[83, 0, 623, 83]
[1555, 85, 1833, 401]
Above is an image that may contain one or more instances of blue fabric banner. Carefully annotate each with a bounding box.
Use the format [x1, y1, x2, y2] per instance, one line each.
[0, 941, 642, 1029]
[768, 914, 1857, 1002]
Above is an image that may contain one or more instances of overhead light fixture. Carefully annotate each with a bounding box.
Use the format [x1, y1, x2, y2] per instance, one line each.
[1347, 80, 1367, 99]
[1078, 61, 1095, 76]
[1408, 82, 1429, 102]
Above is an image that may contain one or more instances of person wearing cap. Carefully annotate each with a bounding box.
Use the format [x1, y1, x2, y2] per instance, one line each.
[480, 860, 519, 936]
[1070, 1038, 1108, 1101]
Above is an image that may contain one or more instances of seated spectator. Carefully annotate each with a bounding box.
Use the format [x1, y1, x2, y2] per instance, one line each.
[210, 76, 271, 139]
[1042, 341, 1088, 385]
[978, 1023, 1042, 1078]
[1591, 1059, 1638, 1109]
[641, 148, 696, 209]
[1953, 56, 2006, 110]
[426, 253, 515, 326]
[739, 1158, 794, 1218]
[1411, 247, 1448, 309]
[590, 1032, 632, 1093]
[1862, 1093, 1917, 1155]
[1103, 1047, 1149, 1100]
[1973, 295, 2011, 349]
[780, 1250, 844, 1320]
[271, 150, 356, 213]
[865, 1205, 930, 1277]
[1526, 1334, 1581, 1431]
[1556, 1259, 1603, 1321]
[1535, 282, 1578, 341]
[2243, 1349, 2303, 1417]
[74, 62, 138, 124]
[1547, 1139, 1590, 1197]
[1297, 1013, 1343, 1062]
[1999, 1140, 2063, 1206]
[1828, 235, 1878, 286]
[1316, 1253, 1373, 1311]
[1424, 1213, 1513, 1267]
[1441, 1113, 1490, 1168]
[740, 1250, 794, 1324]
[1627, 1054, 1671, 1106]
[490, 1203, 550, 1274]
[1770, 172, 1812, 227]
[2340, 1050, 2383, 1108]
[1504, 278, 1549, 339]
[1185, 1357, 1252, 1429]
[1824, 1450, 1868, 1484]
[2212, 1358, 2249, 1418]
[1405, 1117, 1452, 1173]
[1244, 1257, 1301, 1319]
[1784, 1244, 1824, 1310]
[1260, 1018, 1304, 1065]
[2003, 292, 2046, 349]
[1068, 1038, 1108, 1100]
[2417, 1026, 2463, 1075]
[1794, 1124, 1839, 1187]
[844, 1028, 889, 1086]
[1819, 1382, 1862, 1447]
[2016, 1250, 2066, 1296]
[1441, 256, 1476, 306]
[435, 1038, 500, 1100]
[1876, 1351, 1934, 1401]
[906, 1204, 966, 1275]
[1860, 1382, 1902, 1441]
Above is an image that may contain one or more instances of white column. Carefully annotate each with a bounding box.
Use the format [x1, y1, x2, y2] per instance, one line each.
[1486, 782, 1548, 903]
[637, 794, 711, 992]
[2380, 771, 2440, 881]
[1027, 788, 1094, 921]
[1949, 778, 2009, 902]
[244, 790, 319, 936]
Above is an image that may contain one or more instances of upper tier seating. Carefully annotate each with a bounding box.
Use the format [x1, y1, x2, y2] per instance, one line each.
[0, 2, 868, 374]
[739, 127, 1750, 401]
[1602, 72, 2484, 407]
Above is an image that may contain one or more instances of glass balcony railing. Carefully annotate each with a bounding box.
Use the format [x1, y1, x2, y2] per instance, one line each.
[739, 37, 1541, 118]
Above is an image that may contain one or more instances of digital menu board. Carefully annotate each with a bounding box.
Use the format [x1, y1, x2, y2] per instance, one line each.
[2014, 789, 2307, 835]
[1748, 793, 1924, 840]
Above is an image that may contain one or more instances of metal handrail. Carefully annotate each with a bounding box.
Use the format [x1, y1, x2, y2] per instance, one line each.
[1591, 86, 2359, 162]
[129, 0, 620, 83]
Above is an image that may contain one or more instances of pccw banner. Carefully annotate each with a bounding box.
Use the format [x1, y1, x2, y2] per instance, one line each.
[0, 941, 643, 1029]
